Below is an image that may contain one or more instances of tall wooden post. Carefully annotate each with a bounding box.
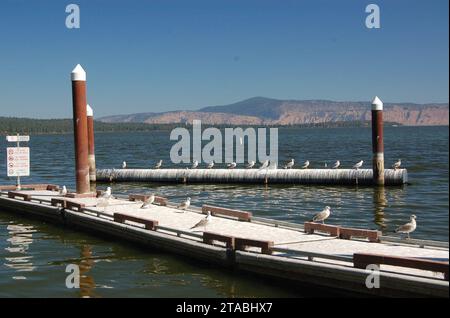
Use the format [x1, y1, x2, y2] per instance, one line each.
[71, 64, 90, 194]
[371, 96, 384, 186]
[87, 104, 96, 183]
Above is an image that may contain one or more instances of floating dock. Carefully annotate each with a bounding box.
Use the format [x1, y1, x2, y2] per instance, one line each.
[0, 184, 447, 297]
[96, 168, 408, 186]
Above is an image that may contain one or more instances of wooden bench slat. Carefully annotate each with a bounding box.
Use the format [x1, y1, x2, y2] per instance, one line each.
[7, 191, 32, 201]
[340, 227, 381, 242]
[203, 232, 235, 248]
[304, 222, 340, 236]
[202, 204, 252, 221]
[51, 198, 67, 208]
[354, 253, 449, 281]
[235, 237, 273, 255]
[113, 213, 158, 230]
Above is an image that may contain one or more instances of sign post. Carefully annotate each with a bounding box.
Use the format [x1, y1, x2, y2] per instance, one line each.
[6, 134, 30, 190]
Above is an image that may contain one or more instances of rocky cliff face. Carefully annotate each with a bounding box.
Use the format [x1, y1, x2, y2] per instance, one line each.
[99, 97, 449, 126]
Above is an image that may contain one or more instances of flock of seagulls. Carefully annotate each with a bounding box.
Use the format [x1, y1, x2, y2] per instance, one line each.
[119, 159, 402, 170]
[308, 205, 417, 239]
[57, 183, 417, 238]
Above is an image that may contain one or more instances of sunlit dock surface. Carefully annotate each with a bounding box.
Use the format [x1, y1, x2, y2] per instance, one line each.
[0, 186, 447, 297]
[96, 168, 408, 186]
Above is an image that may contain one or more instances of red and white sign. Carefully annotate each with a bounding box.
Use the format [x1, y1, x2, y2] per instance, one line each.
[7, 147, 30, 177]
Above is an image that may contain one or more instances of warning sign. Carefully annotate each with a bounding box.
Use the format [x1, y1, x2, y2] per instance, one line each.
[6, 147, 30, 177]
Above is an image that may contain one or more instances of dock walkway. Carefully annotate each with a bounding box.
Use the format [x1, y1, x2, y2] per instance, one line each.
[0, 187, 447, 297]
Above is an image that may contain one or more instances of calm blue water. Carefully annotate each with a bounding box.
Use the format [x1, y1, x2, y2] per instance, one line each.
[0, 126, 448, 297]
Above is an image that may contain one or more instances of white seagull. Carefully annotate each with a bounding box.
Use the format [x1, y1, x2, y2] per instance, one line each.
[122, 161, 127, 169]
[177, 197, 191, 211]
[310, 206, 331, 224]
[284, 159, 295, 169]
[259, 160, 269, 170]
[60, 185, 67, 196]
[353, 160, 364, 170]
[154, 160, 162, 169]
[332, 160, 340, 169]
[301, 160, 310, 169]
[207, 161, 214, 169]
[101, 187, 112, 199]
[245, 160, 255, 169]
[227, 162, 237, 169]
[395, 215, 417, 239]
[392, 159, 402, 170]
[191, 160, 199, 169]
[190, 211, 211, 231]
[140, 194, 155, 209]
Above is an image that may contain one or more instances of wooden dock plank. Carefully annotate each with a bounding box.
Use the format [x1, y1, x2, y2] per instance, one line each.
[202, 204, 252, 221]
[114, 213, 158, 230]
[304, 222, 340, 236]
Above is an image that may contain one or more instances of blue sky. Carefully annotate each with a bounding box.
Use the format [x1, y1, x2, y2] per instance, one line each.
[0, 0, 448, 118]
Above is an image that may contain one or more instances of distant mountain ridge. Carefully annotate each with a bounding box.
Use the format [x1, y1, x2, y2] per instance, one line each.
[98, 97, 449, 126]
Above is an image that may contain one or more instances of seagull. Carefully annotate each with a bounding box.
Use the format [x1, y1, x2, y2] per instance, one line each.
[140, 194, 155, 209]
[207, 161, 214, 169]
[191, 160, 199, 169]
[177, 197, 191, 211]
[284, 159, 295, 169]
[227, 162, 237, 169]
[259, 160, 269, 170]
[154, 160, 162, 169]
[245, 160, 255, 169]
[59, 185, 67, 196]
[101, 187, 112, 199]
[324, 162, 328, 168]
[122, 161, 127, 169]
[392, 159, 402, 170]
[353, 160, 363, 170]
[96, 197, 110, 212]
[190, 211, 211, 231]
[332, 160, 340, 169]
[310, 206, 331, 224]
[395, 215, 417, 239]
[301, 160, 310, 169]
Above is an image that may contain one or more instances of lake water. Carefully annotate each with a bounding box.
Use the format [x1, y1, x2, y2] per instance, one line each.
[0, 126, 448, 297]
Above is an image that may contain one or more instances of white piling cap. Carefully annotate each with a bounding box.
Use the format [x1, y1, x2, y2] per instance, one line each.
[371, 96, 383, 110]
[71, 64, 86, 81]
[86, 104, 93, 117]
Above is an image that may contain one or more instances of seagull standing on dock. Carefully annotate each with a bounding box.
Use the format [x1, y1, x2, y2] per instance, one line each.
[284, 159, 295, 169]
[246, 160, 255, 169]
[140, 194, 155, 209]
[353, 160, 363, 170]
[60, 185, 67, 196]
[101, 187, 112, 199]
[395, 215, 417, 239]
[227, 162, 237, 169]
[191, 160, 199, 169]
[154, 160, 162, 169]
[301, 160, 310, 169]
[190, 211, 211, 232]
[122, 161, 127, 169]
[392, 159, 402, 170]
[332, 160, 340, 169]
[259, 160, 269, 170]
[207, 161, 214, 169]
[310, 206, 331, 224]
[177, 197, 191, 211]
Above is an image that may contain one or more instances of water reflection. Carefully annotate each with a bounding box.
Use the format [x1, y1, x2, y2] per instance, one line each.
[373, 187, 387, 229]
[4, 223, 36, 279]
[79, 245, 97, 298]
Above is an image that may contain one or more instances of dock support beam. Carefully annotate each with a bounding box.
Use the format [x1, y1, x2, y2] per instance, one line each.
[87, 104, 96, 183]
[371, 96, 384, 186]
[71, 64, 90, 194]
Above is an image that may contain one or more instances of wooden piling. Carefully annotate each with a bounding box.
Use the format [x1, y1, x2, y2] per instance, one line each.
[87, 104, 96, 183]
[71, 64, 90, 194]
[371, 96, 385, 186]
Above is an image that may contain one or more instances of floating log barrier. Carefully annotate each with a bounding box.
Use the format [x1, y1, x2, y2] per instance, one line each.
[96, 168, 408, 186]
